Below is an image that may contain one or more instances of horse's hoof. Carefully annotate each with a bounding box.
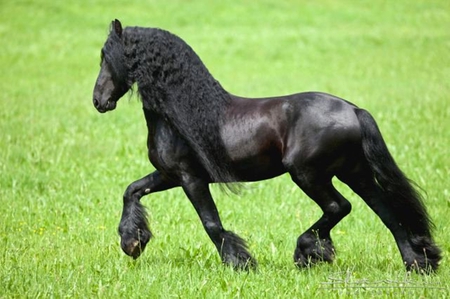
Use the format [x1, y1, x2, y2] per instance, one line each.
[294, 242, 335, 268]
[223, 252, 257, 271]
[294, 255, 332, 268]
[121, 238, 147, 259]
[120, 235, 150, 259]
[404, 259, 439, 275]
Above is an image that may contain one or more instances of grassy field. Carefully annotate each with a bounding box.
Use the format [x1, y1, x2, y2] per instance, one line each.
[1, 0, 449, 297]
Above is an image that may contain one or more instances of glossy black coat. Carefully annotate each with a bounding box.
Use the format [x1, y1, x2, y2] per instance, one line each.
[93, 20, 441, 272]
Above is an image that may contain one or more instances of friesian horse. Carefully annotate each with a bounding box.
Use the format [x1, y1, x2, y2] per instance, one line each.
[92, 20, 441, 272]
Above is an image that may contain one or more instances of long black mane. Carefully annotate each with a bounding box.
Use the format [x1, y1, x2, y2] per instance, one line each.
[114, 27, 237, 185]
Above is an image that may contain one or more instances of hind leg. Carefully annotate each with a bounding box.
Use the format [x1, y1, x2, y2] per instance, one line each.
[339, 171, 441, 273]
[291, 171, 352, 267]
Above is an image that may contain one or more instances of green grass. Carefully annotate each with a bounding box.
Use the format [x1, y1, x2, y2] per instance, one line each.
[1, 0, 449, 297]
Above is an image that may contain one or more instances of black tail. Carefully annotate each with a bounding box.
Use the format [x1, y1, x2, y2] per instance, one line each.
[355, 108, 441, 271]
[355, 108, 433, 237]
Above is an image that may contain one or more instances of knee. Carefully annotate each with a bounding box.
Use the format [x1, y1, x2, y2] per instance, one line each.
[123, 185, 134, 199]
[123, 183, 141, 200]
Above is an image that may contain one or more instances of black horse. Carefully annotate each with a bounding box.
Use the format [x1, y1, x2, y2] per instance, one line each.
[93, 20, 441, 272]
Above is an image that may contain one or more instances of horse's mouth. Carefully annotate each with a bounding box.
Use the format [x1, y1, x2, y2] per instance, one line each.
[96, 100, 117, 113]
[105, 100, 117, 111]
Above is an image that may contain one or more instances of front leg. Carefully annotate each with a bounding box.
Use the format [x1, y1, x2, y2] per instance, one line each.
[119, 171, 177, 259]
[181, 176, 257, 270]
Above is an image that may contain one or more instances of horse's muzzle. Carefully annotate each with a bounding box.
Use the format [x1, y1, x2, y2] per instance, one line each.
[93, 97, 116, 113]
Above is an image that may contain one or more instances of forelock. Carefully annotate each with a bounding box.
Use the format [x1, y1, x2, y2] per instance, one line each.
[102, 30, 128, 83]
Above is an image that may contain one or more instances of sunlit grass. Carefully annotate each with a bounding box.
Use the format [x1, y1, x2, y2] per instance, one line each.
[1, 0, 449, 297]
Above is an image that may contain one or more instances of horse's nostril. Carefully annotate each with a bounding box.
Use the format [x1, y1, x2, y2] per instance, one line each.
[93, 98, 100, 108]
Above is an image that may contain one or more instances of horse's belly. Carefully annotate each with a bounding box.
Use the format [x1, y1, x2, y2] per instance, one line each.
[222, 124, 286, 181]
[230, 152, 286, 182]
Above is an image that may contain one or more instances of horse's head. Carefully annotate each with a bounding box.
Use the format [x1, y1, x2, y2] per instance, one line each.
[93, 19, 131, 113]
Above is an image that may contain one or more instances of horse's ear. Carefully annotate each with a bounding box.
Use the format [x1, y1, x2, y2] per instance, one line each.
[112, 19, 123, 38]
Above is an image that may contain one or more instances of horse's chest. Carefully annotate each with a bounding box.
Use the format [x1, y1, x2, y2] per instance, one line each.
[146, 122, 193, 174]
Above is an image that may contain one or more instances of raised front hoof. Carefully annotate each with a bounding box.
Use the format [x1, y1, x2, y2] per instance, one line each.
[294, 239, 335, 268]
[120, 231, 151, 259]
[223, 252, 257, 271]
